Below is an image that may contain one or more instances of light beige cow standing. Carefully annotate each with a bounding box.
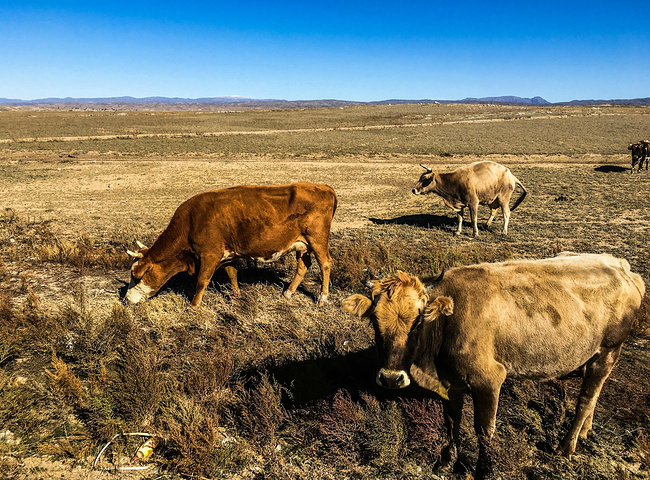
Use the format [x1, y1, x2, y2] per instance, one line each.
[412, 160, 527, 236]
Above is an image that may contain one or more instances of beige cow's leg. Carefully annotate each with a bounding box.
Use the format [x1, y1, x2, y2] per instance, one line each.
[468, 202, 480, 236]
[560, 345, 622, 457]
[501, 203, 511, 235]
[455, 208, 465, 235]
[486, 208, 499, 229]
[471, 364, 506, 479]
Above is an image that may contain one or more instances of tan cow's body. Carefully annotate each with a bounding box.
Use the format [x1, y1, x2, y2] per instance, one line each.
[126, 182, 337, 307]
[412, 161, 526, 236]
[343, 253, 644, 478]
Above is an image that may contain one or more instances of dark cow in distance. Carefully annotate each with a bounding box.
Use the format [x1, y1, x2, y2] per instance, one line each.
[412, 161, 527, 236]
[628, 140, 650, 173]
[343, 253, 644, 478]
[125, 182, 337, 307]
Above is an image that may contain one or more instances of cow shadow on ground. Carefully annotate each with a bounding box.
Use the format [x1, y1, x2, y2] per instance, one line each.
[119, 262, 316, 304]
[370, 214, 494, 234]
[594, 165, 629, 173]
[240, 346, 436, 408]
[369, 214, 456, 230]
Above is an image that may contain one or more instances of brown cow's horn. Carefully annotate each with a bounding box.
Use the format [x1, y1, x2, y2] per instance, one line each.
[423, 269, 445, 289]
[127, 249, 144, 259]
[420, 164, 432, 173]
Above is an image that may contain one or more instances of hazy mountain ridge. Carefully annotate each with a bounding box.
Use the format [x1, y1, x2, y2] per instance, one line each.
[1, 95, 648, 108]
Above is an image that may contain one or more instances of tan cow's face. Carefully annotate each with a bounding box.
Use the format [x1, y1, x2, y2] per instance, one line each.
[342, 271, 453, 389]
[412, 170, 435, 195]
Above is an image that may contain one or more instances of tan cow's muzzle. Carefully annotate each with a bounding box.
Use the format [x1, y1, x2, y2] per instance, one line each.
[376, 368, 411, 389]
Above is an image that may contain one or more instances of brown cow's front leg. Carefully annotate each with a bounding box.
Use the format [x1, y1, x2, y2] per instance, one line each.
[560, 345, 621, 457]
[191, 254, 220, 307]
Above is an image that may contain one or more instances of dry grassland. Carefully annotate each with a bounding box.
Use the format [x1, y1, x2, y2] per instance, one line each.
[0, 103, 649, 479]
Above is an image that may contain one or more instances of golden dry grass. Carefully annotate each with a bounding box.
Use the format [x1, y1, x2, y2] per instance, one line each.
[1, 103, 649, 479]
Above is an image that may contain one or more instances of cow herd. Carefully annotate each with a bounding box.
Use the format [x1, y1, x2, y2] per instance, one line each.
[123, 157, 645, 479]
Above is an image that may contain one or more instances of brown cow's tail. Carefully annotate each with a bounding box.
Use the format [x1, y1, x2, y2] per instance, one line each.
[510, 177, 527, 211]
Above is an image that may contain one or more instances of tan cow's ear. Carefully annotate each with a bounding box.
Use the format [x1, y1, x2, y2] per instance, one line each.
[342, 294, 373, 317]
[424, 296, 454, 322]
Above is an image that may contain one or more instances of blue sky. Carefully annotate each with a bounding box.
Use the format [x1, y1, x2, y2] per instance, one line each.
[1, 1, 648, 103]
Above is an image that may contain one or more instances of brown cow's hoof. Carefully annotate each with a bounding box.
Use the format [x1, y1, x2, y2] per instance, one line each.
[282, 290, 294, 300]
[317, 294, 329, 307]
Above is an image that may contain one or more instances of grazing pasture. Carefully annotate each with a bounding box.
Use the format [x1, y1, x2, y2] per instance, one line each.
[0, 103, 649, 479]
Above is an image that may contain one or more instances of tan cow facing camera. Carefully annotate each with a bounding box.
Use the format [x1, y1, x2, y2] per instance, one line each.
[343, 253, 644, 479]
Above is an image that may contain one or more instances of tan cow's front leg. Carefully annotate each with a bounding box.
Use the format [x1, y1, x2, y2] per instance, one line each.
[471, 365, 506, 479]
[438, 390, 464, 474]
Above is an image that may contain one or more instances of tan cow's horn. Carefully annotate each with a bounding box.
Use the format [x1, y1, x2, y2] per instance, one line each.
[127, 249, 144, 259]
[135, 239, 147, 249]
[420, 164, 432, 173]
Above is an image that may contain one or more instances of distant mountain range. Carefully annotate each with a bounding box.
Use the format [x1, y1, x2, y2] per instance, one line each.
[1, 95, 649, 107]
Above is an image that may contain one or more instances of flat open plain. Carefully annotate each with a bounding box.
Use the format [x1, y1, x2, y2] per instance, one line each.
[1, 103, 649, 479]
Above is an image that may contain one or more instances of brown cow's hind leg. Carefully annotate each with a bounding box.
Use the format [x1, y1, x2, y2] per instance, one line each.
[307, 240, 331, 306]
[284, 251, 312, 299]
[560, 345, 622, 457]
[224, 265, 239, 296]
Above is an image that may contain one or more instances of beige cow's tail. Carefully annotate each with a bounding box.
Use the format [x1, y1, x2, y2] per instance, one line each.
[510, 177, 527, 211]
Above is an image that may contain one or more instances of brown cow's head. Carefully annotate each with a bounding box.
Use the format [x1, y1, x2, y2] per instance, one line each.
[412, 164, 435, 195]
[342, 271, 453, 389]
[125, 243, 195, 304]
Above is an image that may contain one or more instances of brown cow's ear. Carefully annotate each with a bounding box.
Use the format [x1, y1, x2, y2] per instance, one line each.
[342, 294, 373, 317]
[424, 296, 454, 322]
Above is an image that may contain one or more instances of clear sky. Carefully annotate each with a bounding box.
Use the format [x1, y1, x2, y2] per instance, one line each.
[1, 1, 648, 103]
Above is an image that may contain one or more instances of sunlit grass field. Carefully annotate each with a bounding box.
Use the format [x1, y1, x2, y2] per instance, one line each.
[1, 103, 649, 479]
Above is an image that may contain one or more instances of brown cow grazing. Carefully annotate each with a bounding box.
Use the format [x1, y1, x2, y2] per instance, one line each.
[343, 253, 644, 479]
[628, 140, 650, 173]
[412, 161, 527, 236]
[125, 182, 337, 307]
